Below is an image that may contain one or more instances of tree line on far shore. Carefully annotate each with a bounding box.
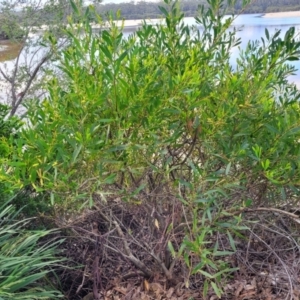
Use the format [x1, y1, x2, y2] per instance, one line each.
[94, 0, 300, 19]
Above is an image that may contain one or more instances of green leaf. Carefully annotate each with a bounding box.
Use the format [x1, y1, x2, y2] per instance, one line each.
[211, 281, 222, 298]
[72, 144, 82, 164]
[70, 0, 79, 15]
[198, 270, 213, 279]
[225, 162, 231, 175]
[117, 50, 128, 63]
[167, 241, 176, 258]
[265, 28, 269, 40]
[99, 45, 112, 61]
[287, 126, 300, 136]
[227, 231, 236, 252]
[0, 198, 64, 298]
[132, 183, 146, 196]
[50, 193, 55, 206]
[104, 173, 116, 184]
[192, 261, 205, 274]
[203, 279, 209, 297]
[213, 267, 239, 279]
[158, 6, 168, 17]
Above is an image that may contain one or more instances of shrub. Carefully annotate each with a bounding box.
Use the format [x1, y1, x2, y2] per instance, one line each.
[3, 0, 300, 207]
[1, 0, 300, 296]
[0, 104, 22, 201]
[0, 17, 24, 40]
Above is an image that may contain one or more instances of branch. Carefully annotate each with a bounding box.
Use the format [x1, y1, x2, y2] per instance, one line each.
[10, 41, 26, 110]
[243, 207, 300, 224]
[10, 53, 51, 116]
[0, 67, 12, 83]
[149, 250, 173, 280]
[112, 219, 153, 278]
[174, 206, 300, 234]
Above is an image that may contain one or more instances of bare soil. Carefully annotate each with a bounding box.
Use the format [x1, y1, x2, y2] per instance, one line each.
[0, 40, 23, 62]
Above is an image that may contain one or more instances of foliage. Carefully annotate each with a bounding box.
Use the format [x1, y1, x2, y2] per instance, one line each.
[234, 0, 300, 14]
[0, 104, 51, 213]
[0, 198, 64, 299]
[0, 16, 24, 40]
[0, 104, 21, 141]
[1, 0, 300, 296]
[0, 104, 22, 199]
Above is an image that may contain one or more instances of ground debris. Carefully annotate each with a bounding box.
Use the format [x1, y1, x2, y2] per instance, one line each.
[53, 198, 300, 300]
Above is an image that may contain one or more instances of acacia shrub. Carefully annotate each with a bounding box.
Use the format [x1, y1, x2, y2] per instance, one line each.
[1, 0, 300, 295]
[0, 104, 23, 200]
[3, 0, 300, 205]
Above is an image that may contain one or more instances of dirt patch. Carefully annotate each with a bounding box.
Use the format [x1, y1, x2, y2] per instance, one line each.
[0, 40, 23, 62]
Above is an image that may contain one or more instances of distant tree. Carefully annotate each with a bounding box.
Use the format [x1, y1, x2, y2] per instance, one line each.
[95, 0, 300, 19]
[0, 17, 24, 40]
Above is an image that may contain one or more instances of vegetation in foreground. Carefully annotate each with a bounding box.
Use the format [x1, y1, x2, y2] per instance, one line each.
[0, 198, 64, 299]
[1, 0, 300, 298]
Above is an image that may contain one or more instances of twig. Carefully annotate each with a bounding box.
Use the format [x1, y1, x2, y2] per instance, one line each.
[112, 219, 153, 278]
[93, 235, 101, 300]
[174, 206, 300, 232]
[70, 226, 116, 238]
[149, 250, 173, 280]
[76, 265, 88, 294]
[248, 228, 294, 300]
[180, 131, 198, 165]
[243, 207, 300, 224]
[122, 271, 145, 280]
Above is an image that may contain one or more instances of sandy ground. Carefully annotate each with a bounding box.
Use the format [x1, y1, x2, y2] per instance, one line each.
[263, 11, 300, 18]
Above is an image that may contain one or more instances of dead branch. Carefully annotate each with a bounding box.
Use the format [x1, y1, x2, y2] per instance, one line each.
[243, 207, 300, 224]
[112, 219, 153, 278]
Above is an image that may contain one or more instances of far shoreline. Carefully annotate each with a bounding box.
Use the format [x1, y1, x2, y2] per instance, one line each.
[263, 11, 300, 18]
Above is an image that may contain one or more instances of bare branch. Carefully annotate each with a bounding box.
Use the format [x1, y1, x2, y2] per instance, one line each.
[10, 53, 51, 116]
[112, 219, 153, 278]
